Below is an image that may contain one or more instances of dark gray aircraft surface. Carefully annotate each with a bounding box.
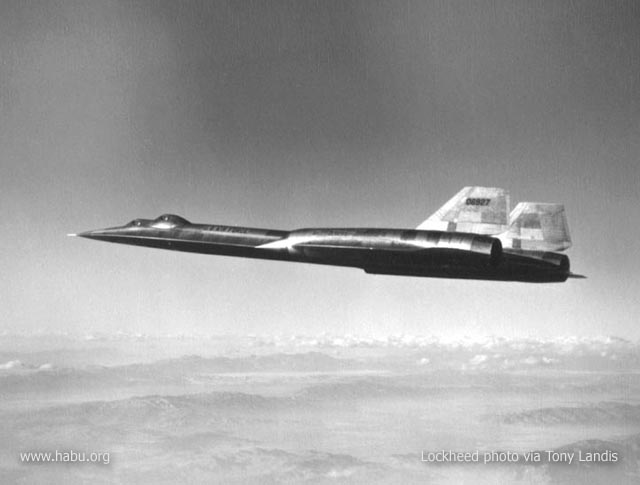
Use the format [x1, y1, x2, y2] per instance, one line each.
[71, 187, 583, 283]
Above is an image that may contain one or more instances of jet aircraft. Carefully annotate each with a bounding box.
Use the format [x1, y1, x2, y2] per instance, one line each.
[71, 187, 582, 283]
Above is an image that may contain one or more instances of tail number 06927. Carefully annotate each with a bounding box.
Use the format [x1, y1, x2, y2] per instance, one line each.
[465, 198, 491, 206]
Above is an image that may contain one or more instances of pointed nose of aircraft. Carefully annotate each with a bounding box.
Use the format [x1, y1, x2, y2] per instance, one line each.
[70, 215, 190, 241]
[69, 215, 192, 252]
[69, 225, 132, 241]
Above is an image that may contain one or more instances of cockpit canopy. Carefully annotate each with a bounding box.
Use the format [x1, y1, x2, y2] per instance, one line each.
[127, 214, 191, 229]
[151, 214, 191, 228]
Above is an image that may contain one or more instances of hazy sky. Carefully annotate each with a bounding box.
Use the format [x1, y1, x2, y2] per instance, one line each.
[1, 0, 639, 338]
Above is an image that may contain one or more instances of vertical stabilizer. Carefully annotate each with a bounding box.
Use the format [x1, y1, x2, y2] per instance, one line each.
[498, 203, 572, 252]
[417, 186, 510, 235]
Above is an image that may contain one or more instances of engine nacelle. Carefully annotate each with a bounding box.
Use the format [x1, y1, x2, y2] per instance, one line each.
[422, 232, 502, 266]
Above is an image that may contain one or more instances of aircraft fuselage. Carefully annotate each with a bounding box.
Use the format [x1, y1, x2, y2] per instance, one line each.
[74, 214, 571, 283]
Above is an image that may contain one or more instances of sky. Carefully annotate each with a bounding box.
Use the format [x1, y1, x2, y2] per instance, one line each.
[1, 0, 639, 339]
